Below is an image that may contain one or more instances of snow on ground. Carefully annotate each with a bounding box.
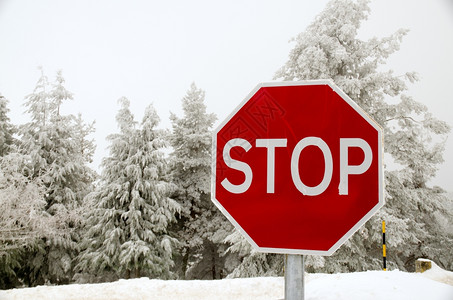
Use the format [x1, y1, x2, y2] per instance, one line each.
[420, 259, 453, 286]
[2, 267, 453, 300]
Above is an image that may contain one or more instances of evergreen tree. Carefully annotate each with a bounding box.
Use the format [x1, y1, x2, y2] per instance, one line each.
[76, 98, 180, 282]
[73, 113, 96, 164]
[169, 83, 234, 279]
[18, 69, 96, 285]
[0, 94, 15, 156]
[224, 231, 284, 278]
[0, 153, 56, 289]
[227, 0, 451, 275]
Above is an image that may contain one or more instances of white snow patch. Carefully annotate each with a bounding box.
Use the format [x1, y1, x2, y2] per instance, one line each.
[1, 270, 453, 300]
[417, 258, 433, 262]
[420, 260, 453, 286]
[0, 277, 284, 300]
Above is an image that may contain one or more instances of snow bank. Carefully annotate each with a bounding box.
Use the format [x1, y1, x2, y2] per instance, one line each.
[0, 277, 284, 300]
[420, 260, 453, 286]
[2, 270, 453, 300]
[307, 270, 453, 300]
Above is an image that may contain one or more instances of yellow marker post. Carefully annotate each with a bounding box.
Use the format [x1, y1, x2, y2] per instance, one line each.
[382, 220, 386, 271]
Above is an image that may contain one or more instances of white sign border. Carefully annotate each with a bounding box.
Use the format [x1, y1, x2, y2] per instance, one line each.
[211, 79, 384, 256]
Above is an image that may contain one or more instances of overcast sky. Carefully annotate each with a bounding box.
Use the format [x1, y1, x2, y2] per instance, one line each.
[0, 0, 452, 191]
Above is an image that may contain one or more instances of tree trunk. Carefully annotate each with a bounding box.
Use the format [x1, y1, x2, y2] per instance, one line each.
[182, 247, 190, 279]
[211, 244, 217, 279]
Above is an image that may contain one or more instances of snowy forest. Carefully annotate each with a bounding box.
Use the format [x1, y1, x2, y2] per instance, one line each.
[1, 0, 452, 290]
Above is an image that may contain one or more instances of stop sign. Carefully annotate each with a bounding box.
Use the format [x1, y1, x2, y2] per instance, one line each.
[212, 80, 384, 255]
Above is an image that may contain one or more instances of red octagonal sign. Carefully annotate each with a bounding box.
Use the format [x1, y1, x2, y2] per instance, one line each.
[212, 80, 384, 255]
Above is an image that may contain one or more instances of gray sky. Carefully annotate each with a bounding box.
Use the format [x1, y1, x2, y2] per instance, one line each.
[1, 0, 452, 191]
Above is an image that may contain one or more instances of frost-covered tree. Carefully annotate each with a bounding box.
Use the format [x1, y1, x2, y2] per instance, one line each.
[224, 231, 284, 278]
[168, 83, 234, 279]
[73, 113, 96, 164]
[76, 98, 180, 282]
[18, 69, 96, 285]
[0, 94, 15, 156]
[275, 1, 449, 189]
[0, 153, 62, 288]
[227, 0, 451, 275]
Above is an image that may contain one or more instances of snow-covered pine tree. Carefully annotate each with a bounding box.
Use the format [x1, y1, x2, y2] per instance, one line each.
[0, 97, 36, 289]
[0, 153, 51, 288]
[18, 69, 96, 285]
[168, 83, 234, 279]
[75, 98, 180, 282]
[73, 113, 96, 164]
[0, 94, 15, 156]
[227, 0, 452, 274]
[224, 231, 284, 278]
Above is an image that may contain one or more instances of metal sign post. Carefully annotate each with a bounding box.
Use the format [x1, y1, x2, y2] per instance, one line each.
[285, 254, 304, 300]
